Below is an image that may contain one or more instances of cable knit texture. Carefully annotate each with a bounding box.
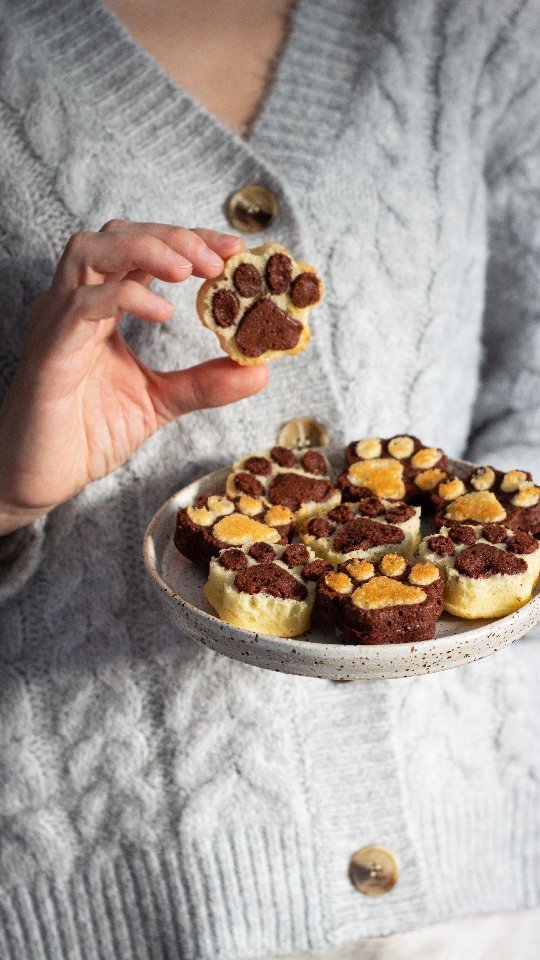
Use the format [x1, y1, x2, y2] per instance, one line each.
[0, 1, 539, 957]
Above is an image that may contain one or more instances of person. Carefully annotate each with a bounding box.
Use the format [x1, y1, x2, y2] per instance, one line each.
[0, 0, 539, 957]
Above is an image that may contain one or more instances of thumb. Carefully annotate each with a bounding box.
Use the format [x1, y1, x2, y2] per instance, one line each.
[148, 357, 269, 422]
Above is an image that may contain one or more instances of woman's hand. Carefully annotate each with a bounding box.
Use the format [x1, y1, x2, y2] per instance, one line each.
[0, 220, 269, 535]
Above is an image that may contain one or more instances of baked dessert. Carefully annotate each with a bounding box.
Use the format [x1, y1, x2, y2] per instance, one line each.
[419, 523, 540, 618]
[173, 433, 540, 641]
[197, 241, 323, 365]
[339, 435, 448, 504]
[300, 498, 421, 565]
[174, 492, 294, 572]
[205, 542, 328, 637]
[431, 466, 540, 534]
[226, 445, 341, 522]
[316, 554, 445, 644]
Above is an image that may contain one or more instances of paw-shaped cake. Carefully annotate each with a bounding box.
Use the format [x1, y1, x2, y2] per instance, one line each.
[226, 445, 340, 521]
[300, 498, 420, 565]
[197, 242, 323, 365]
[431, 466, 540, 534]
[316, 554, 445, 644]
[174, 493, 295, 571]
[339, 435, 448, 504]
[205, 542, 327, 637]
[419, 523, 540, 618]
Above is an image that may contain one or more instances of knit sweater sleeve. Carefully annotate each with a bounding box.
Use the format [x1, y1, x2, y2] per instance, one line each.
[0, 23, 73, 603]
[467, 0, 540, 475]
[0, 519, 48, 603]
[0, 164, 51, 606]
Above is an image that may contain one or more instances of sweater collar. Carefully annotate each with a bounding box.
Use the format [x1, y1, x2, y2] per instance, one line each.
[15, 0, 364, 189]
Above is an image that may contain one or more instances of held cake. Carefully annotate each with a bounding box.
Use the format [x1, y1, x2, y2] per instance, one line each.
[316, 554, 445, 644]
[226, 445, 340, 522]
[419, 523, 540, 618]
[197, 241, 323, 365]
[205, 542, 328, 637]
[339, 435, 448, 504]
[300, 498, 421, 565]
[431, 466, 540, 534]
[174, 493, 294, 572]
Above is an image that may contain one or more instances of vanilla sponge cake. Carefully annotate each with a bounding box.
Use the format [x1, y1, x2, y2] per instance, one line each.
[197, 241, 323, 365]
[419, 523, 540, 618]
[226, 445, 340, 522]
[205, 542, 326, 638]
[300, 498, 421, 565]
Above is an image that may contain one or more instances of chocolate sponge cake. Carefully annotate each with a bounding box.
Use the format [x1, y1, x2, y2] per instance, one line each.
[174, 492, 294, 572]
[205, 542, 323, 637]
[316, 554, 445, 644]
[226, 445, 340, 522]
[419, 523, 540, 618]
[431, 466, 540, 535]
[197, 241, 323, 365]
[300, 498, 420, 565]
[339, 435, 448, 504]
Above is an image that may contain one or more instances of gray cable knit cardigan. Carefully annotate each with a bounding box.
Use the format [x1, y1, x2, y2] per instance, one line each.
[1, 1, 540, 958]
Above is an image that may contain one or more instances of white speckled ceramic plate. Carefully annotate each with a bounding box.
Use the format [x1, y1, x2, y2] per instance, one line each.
[143, 456, 540, 680]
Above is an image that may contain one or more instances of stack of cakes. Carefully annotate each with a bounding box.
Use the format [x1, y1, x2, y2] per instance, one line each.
[174, 434, 540, 642]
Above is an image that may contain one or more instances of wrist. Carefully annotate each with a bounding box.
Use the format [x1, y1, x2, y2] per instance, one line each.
[0, 504, 48, 537]
[0, 405, 54, 535]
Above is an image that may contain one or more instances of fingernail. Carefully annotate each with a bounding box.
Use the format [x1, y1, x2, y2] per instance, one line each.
[205, 252, 224, 270]
[167, 250, 191, 268]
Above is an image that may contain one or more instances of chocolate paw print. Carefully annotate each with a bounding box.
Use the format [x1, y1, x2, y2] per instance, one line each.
[197, 241, 323, 364]
[419, 522, 540, 618]
[226, 445, 341, 522]
[205, 541, 325, 637]
[339, 435, 448, 504]
[316, 553, 445, 644]
[301, 498, 421, 566]
[431, 466, 540, 534]
[174, 492, 295, 572]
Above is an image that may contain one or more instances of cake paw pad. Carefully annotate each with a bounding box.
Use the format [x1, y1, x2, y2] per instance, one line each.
[226, 446, 340, 522]
[316, 554, 444, 644]
[205, 542, 320, 637]
[339, 434, 448, 504]
[419, 523, 540, 618]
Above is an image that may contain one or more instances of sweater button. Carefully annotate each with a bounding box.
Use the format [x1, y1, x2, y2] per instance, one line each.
[276, 418, 329, 451]
[225, 185, 278, 233]
[348, 846, 399, 896]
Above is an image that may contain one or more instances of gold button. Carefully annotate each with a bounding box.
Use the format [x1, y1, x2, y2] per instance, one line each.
[349, 846, 399, 896]
[225, 185, 278, 233]
[276, 418, 329, 451]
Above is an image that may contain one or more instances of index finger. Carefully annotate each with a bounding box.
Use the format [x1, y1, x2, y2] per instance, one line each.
[191, 227, 244, 260]
[100, 221, 243, 277]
